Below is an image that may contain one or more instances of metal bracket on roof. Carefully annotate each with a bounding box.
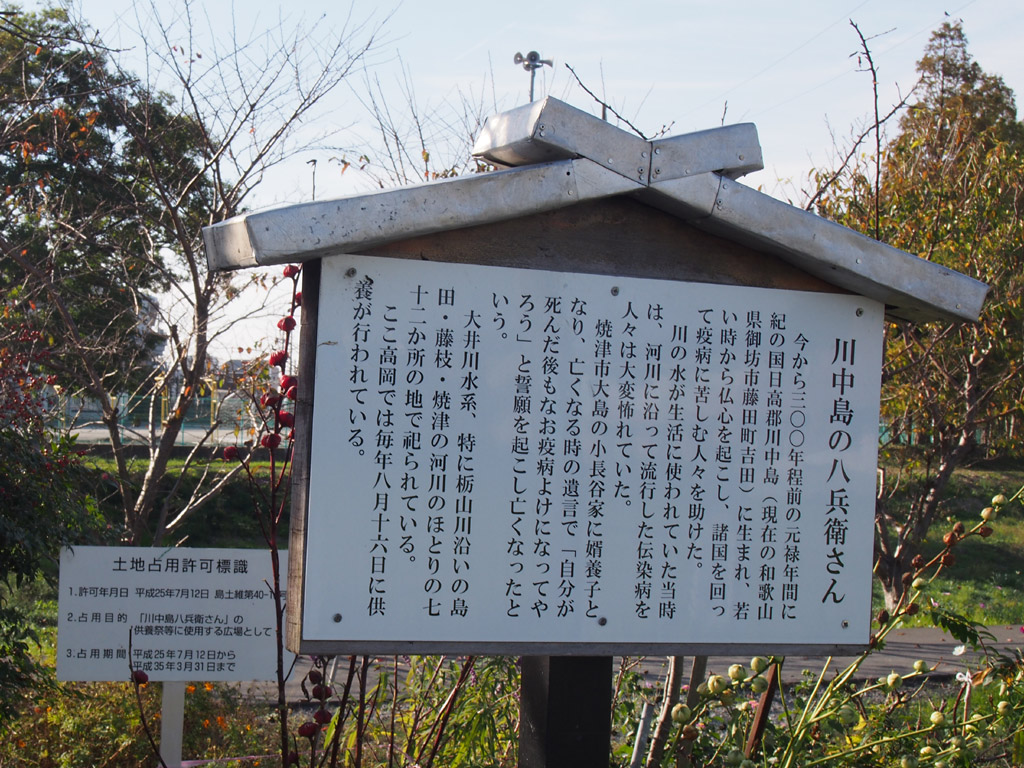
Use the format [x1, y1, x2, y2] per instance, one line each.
[650, 124, 763, 181]
[472, 97, 763, 184]
[473, 98, 650, 181]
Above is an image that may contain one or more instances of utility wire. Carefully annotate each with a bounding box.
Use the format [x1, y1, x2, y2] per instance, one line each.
[681, 0, 873, 119]
[754, 0, 979, 119]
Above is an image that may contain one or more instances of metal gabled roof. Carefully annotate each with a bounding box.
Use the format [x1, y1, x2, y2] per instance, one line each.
[203, 97, 987, 324]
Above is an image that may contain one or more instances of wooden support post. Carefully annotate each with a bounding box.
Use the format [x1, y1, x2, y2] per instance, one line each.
[744, 663, 779, 760]
[519, 656, 612, 768]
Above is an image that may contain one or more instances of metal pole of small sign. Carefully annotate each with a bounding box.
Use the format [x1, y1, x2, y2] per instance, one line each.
[160, 681, 186, 768]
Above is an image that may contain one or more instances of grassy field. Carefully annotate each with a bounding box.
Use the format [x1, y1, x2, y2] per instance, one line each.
[874, 461, 1024, 627]
[81, 456, 285, 548]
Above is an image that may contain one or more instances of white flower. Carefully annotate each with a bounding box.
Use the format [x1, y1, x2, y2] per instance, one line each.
[952, 645, 966, 656]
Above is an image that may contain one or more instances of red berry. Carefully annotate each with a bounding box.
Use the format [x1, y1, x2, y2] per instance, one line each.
[269, 350, 288, 368]
[285, 386, 297, 401]
[278, 316, 297, 332]
[297, 721, 319, 738]
[261, 433, 282, 449]
[132, 669, 149, 685]
[260, 392, 281, 408]
[278, 412, 295, 428]
[308, 670, 323, 684]
[293, 292, 302, 307]
[223, 445, 239, 462]
[283, 264, 301, 279]
[280, 375, 297, 391]
[313, 708, 332, 724]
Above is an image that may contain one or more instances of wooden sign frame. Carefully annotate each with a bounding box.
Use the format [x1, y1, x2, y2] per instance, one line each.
[286, 197, 883, 658]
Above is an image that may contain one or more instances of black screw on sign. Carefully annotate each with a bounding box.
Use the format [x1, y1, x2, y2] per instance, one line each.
[519, 656, 613, 768]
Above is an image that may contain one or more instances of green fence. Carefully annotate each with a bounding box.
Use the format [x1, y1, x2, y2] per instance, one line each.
[54, 391, 252, 445]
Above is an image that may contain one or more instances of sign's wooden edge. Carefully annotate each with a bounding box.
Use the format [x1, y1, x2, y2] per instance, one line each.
[286, 260, 321, 654]
[291, 640, 869, 657]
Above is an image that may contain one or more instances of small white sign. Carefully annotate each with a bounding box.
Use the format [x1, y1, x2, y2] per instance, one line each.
[58, 547, 288, 682]
[299, 255, 883, 651]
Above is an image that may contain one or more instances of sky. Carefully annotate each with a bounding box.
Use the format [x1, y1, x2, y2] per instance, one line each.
[41, 0, 1024, 356]
[68, 0, 1024, 203]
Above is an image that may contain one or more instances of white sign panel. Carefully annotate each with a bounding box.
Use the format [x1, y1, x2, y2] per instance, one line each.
[302, 255, 883, 649]
[58, 547, 288, 681]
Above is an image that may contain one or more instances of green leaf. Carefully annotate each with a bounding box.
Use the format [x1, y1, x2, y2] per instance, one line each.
[926, 607, 995, 648]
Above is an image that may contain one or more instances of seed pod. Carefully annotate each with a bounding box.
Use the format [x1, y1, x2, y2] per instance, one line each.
[707, 674, 730, 695]
[671, 703, 691, 723]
